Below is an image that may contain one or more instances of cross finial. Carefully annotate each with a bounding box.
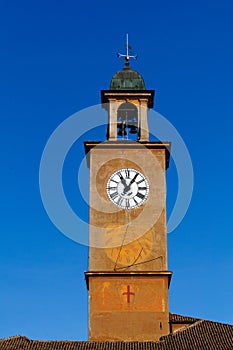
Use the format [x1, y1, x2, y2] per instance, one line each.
[117, 33, 137, 65]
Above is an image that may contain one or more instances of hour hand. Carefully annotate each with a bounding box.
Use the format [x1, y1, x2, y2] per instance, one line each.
[122, 185, 129, 195]
[123, 183, 133, 195]
[121, 178, 127, 187]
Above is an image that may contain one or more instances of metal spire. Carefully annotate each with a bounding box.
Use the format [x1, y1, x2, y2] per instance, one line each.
[117, 33, 137, 65]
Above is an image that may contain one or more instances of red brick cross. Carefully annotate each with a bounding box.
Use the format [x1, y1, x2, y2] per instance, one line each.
[122, 285, 135, 303]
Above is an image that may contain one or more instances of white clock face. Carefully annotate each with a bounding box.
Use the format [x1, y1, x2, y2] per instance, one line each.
[106, 168, 149, 209]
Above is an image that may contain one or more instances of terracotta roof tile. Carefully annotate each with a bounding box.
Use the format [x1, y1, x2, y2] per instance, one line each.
[0, 320, 232, 350]
[169, 312, 200, 323]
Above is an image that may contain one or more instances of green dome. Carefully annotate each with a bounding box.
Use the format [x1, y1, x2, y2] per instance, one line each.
[110, 63, 146, 90]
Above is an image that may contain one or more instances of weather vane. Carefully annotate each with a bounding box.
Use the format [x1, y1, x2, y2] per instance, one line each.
[117, 33, 137, 64]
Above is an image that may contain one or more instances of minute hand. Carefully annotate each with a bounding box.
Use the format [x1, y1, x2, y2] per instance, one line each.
[123, 173, 139, 194]
[129, 172, 139, 185]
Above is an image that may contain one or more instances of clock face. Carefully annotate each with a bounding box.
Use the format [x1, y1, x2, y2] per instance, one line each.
[106, 168, 149, 209]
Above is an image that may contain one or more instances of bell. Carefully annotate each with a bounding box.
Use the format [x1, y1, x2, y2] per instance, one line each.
[117, 122, 127, 137]
[129, 125, 138, 134]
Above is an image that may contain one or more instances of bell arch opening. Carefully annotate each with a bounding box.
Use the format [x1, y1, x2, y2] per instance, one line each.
[117, 102, 138, 140]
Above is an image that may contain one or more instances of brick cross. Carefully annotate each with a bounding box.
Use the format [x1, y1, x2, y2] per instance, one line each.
[122, 285, 135, 303]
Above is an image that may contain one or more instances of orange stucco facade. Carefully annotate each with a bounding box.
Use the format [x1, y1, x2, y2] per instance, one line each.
[85, 142, 172, 341]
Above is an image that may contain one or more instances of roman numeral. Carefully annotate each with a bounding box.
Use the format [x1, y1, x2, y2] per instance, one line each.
[136, 179, 144, 185]
[138, 186, 147, 190]
[111, 179, 119, 184]
[107, 186, 117, 191]
[136, 192, 145, 200]
[110, 192, 118, 200]
[125, 169, 130, 178]
[117, 197, 123, 206]
[117, 172, 124, 180]
[125, 199, 130, 209]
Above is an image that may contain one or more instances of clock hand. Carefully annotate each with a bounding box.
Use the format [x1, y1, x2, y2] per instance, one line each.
[121, 172, 139, 194]
[117, 172, 127, 188]
[122, 184, 130, 195]
[123, 171, 144, 195]
[122, 181, 136, 195]
[123, 175, 137, 193]
[121, 178, 133, 195]
[121, 178, 127, 187]
[129, 172, 139, 185]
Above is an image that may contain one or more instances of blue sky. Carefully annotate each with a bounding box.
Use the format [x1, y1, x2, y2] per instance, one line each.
[1, 0, 233, 341]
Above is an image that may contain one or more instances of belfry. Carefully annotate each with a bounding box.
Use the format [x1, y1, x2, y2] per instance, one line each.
[84, 40, 172, 341]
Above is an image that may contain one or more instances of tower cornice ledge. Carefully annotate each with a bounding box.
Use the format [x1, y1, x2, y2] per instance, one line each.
[84, 141, 171, 169]
[101, 90, 155, 108]
[85, 271, 173, 290]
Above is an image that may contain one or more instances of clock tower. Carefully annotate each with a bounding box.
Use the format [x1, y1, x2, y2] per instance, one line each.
[85, 51, 172, 341]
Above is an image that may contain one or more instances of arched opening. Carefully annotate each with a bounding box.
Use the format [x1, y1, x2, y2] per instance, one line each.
[117, 102, 138, 140]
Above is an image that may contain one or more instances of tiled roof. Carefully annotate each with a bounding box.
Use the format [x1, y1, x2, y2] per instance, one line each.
[169, 312, 200, 323]
[161, 320, 233, 349]
[0, 319, 232, 350]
